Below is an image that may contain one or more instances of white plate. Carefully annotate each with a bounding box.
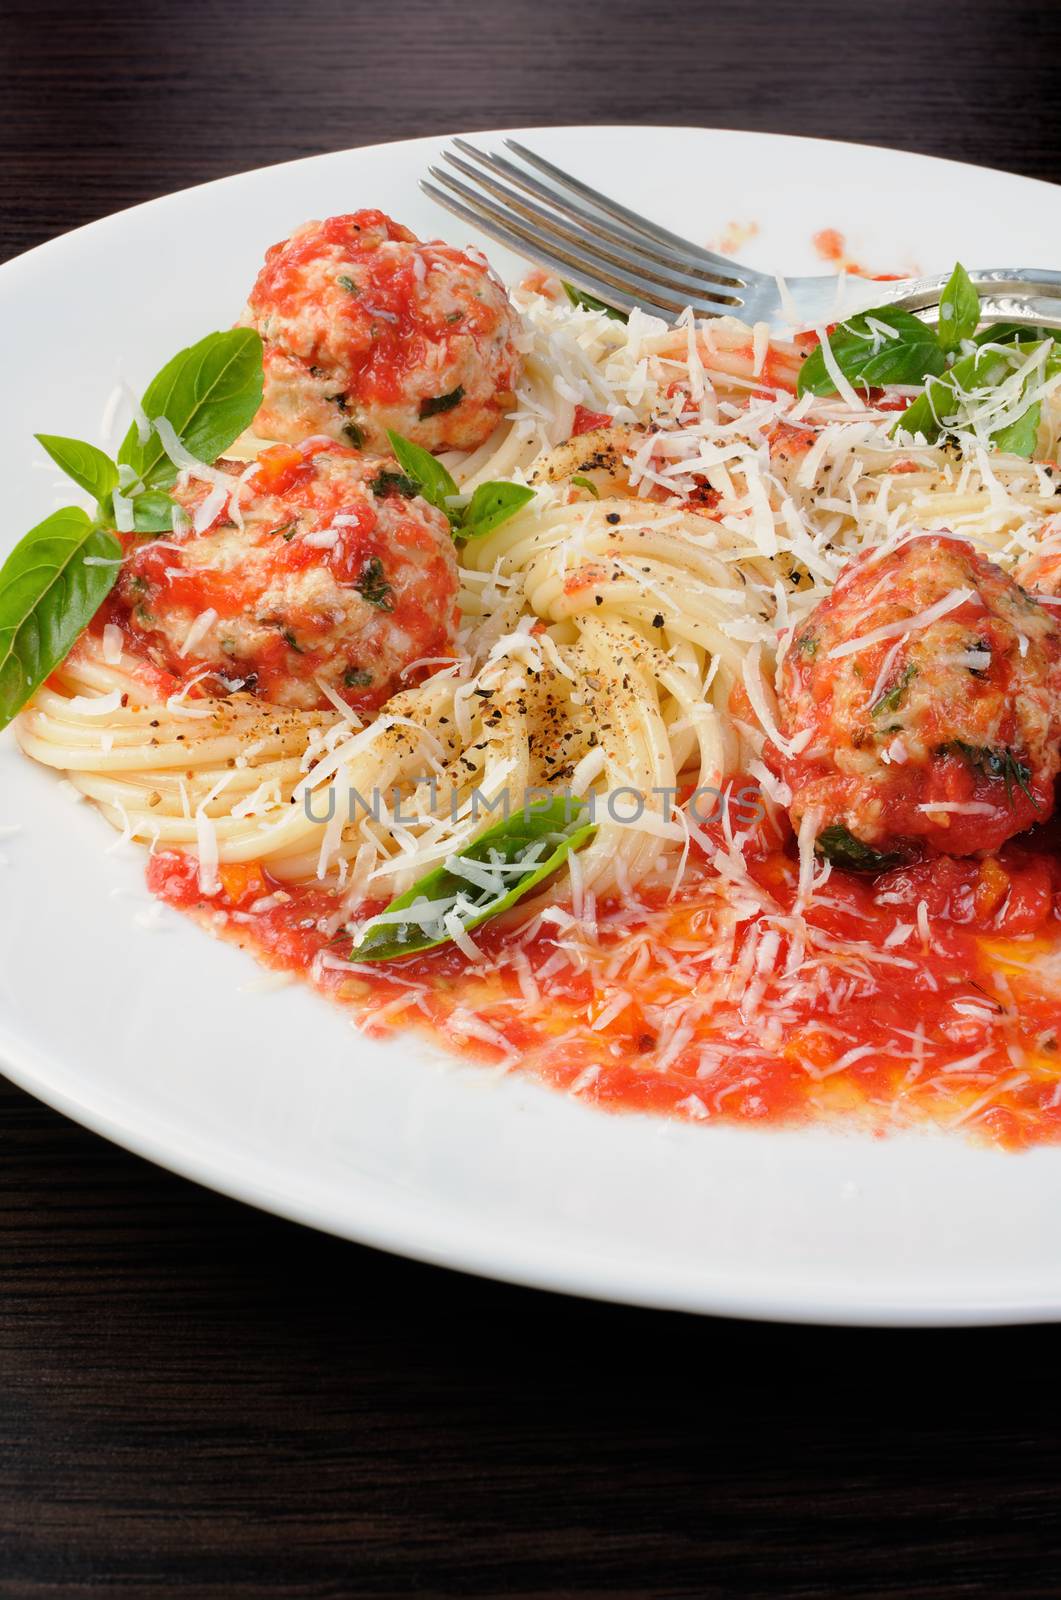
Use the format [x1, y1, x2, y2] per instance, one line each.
[3, 126, 1061, 1327]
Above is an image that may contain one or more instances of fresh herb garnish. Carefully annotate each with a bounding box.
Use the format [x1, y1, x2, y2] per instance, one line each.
[974, 321, 1061, 347]
[384, 429, 534, 542]
[343, 421, 366, 448]
[795, 263, 1058, 462]
[281, 628, 304, 653]
[343, 667, 373, 688]
[118, 328, 264, 490]
[385, 431, 459, 516]
[935, 262, 980, 354]
[797, 308, 946, 398]
[562, 282, 629, 323]
[993, 401, 1042, 457]
[34, 435, 119, 505]
[460, 481, 536, 540]
[0, 508, 122, 730]
[418, 386, 465, 420]
[336, 276, 359, 293]
[815, 824, 900, 874]
[570, 475, 600, 499]
[354, 556, 395, 611]
[895, 341, 1056, 457]
[271, 518, 299, 540]
[795, 631, 818, 657]
[0, 329, 268, 729]
[128, 490, 179, 534]
[351, 796, 596, 961]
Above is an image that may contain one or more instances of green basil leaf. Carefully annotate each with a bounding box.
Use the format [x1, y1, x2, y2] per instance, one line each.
[35, 434, 118, 506]
[814, 825, 900, 874]
[118, 328, 264, 490]
[569, 475, 600, 499]
[892, 383, 946, 444]
[460, 481, 535, 540]
[418, 385, 465, 420]
[385, 430, 534, 540]
[562, 282, 629, 322]
[993, 400, 1042, 458]
[385, 429, 459, 522]
[936, 262, 980, 354]
[129, 489, 178, 534]
[352, 796, 597, 961]
[895, 342, 1054, 454]
[0, 507, 122, 729]
[797, 309, 946, 398]
[974, 321, 1061, 347]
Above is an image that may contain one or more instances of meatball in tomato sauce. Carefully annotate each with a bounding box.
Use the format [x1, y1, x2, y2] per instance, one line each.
[107, 439, 459, 713]
[777, 533, 1061, 859]
[241, 210, 523, 454]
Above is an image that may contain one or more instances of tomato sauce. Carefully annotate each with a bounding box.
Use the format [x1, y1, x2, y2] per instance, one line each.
[811, 228, 907, 282]
[146, 810, 1061, 1150]
[572, 405, 613, 435]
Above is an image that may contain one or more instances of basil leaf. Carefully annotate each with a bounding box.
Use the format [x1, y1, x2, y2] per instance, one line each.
[0, 507, 122, 729]
[385, 429, 458, 521]
[936, 262, 980, 354]
[570, 475, 600, 499]
[118, 328, 264, 490]
[895, 342, 1053, 456]
[893, 384, 945, 444]
[815, 825, 900, 874]
[129, 489, 178, 534]
[993, 400, 1041, 458]
[797, 309, 946, 398]
[418, 385, 465, 420]
[974, 322, 1061, 347]
[385, 431, 535, 540]
[352, 796, 596, 961]
[35, 434, 118, 507]
[562, 282, 628, 322]
[460, 482, 535, 540]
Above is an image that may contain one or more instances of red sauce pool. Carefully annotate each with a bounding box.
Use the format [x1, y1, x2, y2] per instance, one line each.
[147, 816, 1061, 1150]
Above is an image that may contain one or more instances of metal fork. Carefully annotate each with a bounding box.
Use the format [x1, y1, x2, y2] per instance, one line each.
[422, 138, 1061, 331]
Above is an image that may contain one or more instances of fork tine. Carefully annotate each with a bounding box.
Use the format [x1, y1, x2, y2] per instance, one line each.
[503, 138, 755, 283]
[451, 138, 743, 292]
[441, 148, 742, 305]
[424, 169, 742, 319]
[420, 178, 740, 322]
[420, 181, 642, 317]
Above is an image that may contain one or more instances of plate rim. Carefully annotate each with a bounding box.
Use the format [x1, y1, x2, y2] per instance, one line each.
[4, 123, 1061, 1329]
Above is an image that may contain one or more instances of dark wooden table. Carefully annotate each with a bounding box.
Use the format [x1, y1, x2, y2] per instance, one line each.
[4, 1, 1061, 1593]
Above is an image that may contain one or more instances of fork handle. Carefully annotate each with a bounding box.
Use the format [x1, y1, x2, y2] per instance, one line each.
[864, 267, 1061, 321]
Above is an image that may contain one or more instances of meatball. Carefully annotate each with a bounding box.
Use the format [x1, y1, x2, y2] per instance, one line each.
[240, 210, 523, 454]
[108, 439, 460, 712]
[776, 533, 1061, 859]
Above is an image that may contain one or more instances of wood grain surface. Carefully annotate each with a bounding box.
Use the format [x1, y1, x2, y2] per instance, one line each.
[3, 1, 1061, 1594]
